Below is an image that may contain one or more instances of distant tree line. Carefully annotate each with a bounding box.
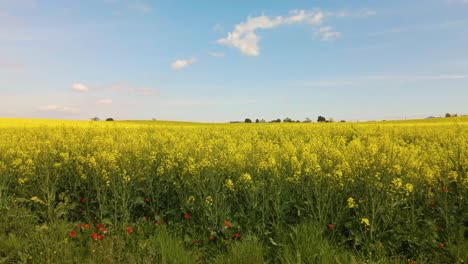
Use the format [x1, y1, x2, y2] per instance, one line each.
[232, 116, 346, 124]
[445, 113, 458, 118]
[91, 117, 115, 121]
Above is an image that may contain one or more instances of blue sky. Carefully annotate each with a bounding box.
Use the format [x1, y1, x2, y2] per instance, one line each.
[1, 0, 467, 122]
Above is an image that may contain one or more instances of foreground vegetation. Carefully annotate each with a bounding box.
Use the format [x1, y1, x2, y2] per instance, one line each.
[0, 117, 467, 263]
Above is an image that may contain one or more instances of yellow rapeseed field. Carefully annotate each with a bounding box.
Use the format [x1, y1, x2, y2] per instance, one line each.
[0, 117, 467, 262]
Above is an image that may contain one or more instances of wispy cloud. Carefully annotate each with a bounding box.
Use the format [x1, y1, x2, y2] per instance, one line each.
[163, 97, 259, 108]
[218, 10, 325, 56]
[108, 82, 159, 96]
[213, 24, 224, 34]
[371, 19, 468, 35]
[104, 0, 153, 13]
[171, 57, 197, 70]
[71, 83, 89, 92]
[0, 0, 37, 9]
[97, 99, 113, 105]
[207, 52, 225, 57]
[446, 0, 468, 3]
[302, 74, 468, 87]
[131, 1, 152, 13]
[0, 58, 25, 70]
[39, 105, 79, 114]
[318, 26, 340, 41]
[333, 8, 376, 18]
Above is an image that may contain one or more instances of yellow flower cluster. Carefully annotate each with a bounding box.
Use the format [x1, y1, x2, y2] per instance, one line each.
[0, 117, 467, 207]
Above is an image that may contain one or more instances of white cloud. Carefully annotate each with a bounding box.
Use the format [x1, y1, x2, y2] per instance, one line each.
[97, 99, 113, 105]
[207, 52, 225, 57]
[318, 26, 341, 41]
[71, 83, 89, 92]
[40, 105, 79, 114]
[171, 57, 197, 70]
[218, 10, 324, 56]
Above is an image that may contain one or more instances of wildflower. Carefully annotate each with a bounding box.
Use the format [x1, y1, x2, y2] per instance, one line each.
[410, 261, 416, 264]
[225, 178, 235, 191]
[96, 223, 103, 229]
[391, 177, 403, 188]
[184, 213, 190, 219]
[224, 220, 232, 228]
[438, 243, 445, 248]
[193, 239, 198, 245]
[69, 231, 77, 238]
[209, 235, 215, 241]
[125, 226, 133, 234]
[205, 196, 213, 207]
[146, 216, 150, 222]
[145, 197, 150, 203]
[441, 187, 447, 193]
[91, 233, 98, 241]
[239, 173, 253, 184]
[186, 196, 195, 204]
[361, 218, 370, 226]
[98, 235, 104, 240]
[77, 223, 83, 229]
[347, 197, 357, 208]
[84, 224, 90, 230]
[234, 233, 240, 238]
[404, 183, 414, 194]
[327, 223, 334, 230]
[79, 197, 85, 203]
[99, 227, 106, 233]
[436, 226, 443, 231]
[156, 220, 161, 225]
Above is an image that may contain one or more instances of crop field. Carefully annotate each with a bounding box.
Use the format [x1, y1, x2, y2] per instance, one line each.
[0, 117, 467, 263]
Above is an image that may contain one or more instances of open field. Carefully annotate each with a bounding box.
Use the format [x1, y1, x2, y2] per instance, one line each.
[0, 117, 467, 263]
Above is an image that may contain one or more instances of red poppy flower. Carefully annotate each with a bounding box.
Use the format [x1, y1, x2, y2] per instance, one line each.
[209, 235, 215, 241]
[193, 239, 198, 245]
[84, 223, 90, 230]
[224, 220, 232, 228]
[77, 223, 83, 229]
[69, 231, 77, 238]
[234, 233, 240, 238]
[184, 213, 190, 219]
[96, 223, 103, 229]
[79, 197, 85, 203]
[99, 227, 106, 233]
[441, 187, 447, 193]
[145, 216, 150, 222]
[91, 233, 98, 241]
[410, 261, 416, 264]
[156, 220, 161, 225]
[327, 223, 334, 230]
[125, 226, 133, 234]
[438, 243, 445, 248]
[98, 235, 104, 240]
